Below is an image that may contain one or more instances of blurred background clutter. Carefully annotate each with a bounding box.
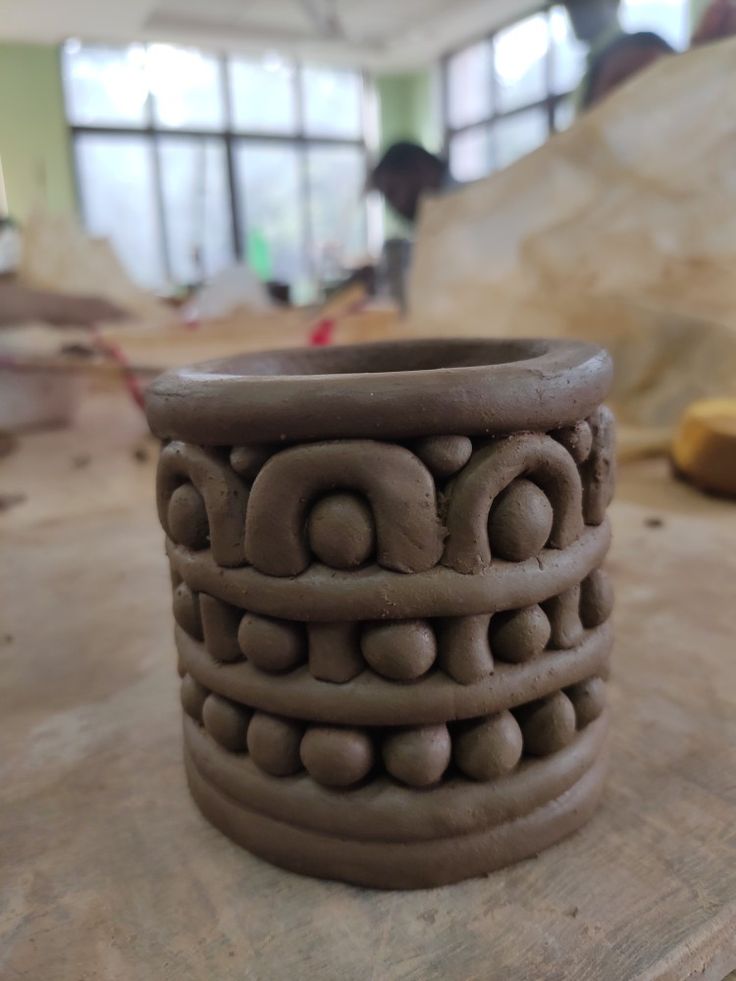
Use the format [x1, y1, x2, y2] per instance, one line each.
[1, 0, 736, 465]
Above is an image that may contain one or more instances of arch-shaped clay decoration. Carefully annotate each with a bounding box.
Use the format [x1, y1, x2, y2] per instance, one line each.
[157, 441, 249, 568]
[443, 434, 584, 574]
[245, 440, 445, 577]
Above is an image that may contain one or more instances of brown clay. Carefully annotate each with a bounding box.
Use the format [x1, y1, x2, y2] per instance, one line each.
[246, 711, 303, 777]
[238, 613, 306, 673]
[543, 586, 584, 650]
[307, 622, 364, 683]
[184, 713, 608, 841]
[413, 435, 473, 478]
[519, 692, 577, 756]
[180, 673, 208, 722]
[488, 479, 554, 563]
[176, 621, 612, 726]
[567, 677, 607, 728]
[172, 582, 202, 640]
[581, 407, 616, 525]
[438, 614, 493, 684]
[168, 484, 209, 551]
[490, 605, 551, 663]
[454, 711, 523, 781]
[202, 693, 250, 751]
[300, 726, 374, 787]
[552, 420, 593, 464]
[307, 493, 376, 570]
[361, 620, 437, 681]
[382, 724, 451, 787]
[200, 595, 242, 662]
[580, 569, 615, 628]
[146, 338, 615, 888]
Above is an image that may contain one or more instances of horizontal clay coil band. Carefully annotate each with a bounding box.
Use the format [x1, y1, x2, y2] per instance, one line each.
[145, 338, 613, 444]
[184, 748, 608, 889]
[176, 621, 612, 727]
[184, 712, 608, 842]
[166, 520, 611, 622]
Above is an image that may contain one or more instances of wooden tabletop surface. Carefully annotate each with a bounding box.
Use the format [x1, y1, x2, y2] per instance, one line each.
[2, 391, 735, 981]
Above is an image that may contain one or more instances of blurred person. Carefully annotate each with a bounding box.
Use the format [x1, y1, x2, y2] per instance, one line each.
[567, 0, 736, 110]
[692, 0, 736, 42]
[580, 31, 674, 108]
[369, 142, 454, 224]
[564, 0, 621, 45]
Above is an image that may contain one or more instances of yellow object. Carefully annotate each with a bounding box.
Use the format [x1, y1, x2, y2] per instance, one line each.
[672, 398, 736, 497]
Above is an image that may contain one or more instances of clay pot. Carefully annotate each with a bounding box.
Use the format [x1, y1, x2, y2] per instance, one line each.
[146, 338, 615, 888]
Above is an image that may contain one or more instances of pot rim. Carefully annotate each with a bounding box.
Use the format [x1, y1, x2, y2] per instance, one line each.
[145, 337, 612, 444]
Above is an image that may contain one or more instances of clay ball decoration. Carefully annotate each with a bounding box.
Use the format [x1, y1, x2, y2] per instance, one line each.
[300, 727, 375, 787]
[167, 483, 209, 550]
[454, 710, 524, 781]
[229, 445, 272, 481]
[413, 435, 473, 479]
[566, 677, 607, 728]
[490, 604, 551, 663]
[519, 692, 576, 756]
[307, 492, 376, 570]
[180, 674, 208, 722]
[361, 620, 437, 681]
[488, 479, 554, 562]
[237, 613, 306, 673]
[172, 582, 202, 639]
[247, 711, 304, 776]
[202, 693, 251, 752]
[382, 724, 451, 787]
[580, 569, 614, 628]
[552, 420, 593, 463]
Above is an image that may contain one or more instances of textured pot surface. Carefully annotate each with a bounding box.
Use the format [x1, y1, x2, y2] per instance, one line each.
[146, 338, 615, 888]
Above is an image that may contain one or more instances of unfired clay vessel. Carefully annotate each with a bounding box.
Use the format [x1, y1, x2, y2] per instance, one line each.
[145, 338, 615, 889]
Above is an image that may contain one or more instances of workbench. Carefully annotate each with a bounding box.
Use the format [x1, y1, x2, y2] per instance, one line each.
[2, 390, 735, 981]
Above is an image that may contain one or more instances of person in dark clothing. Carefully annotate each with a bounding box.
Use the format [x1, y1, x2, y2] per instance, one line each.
[580, 30, 675, 108]
[369, 142, 452, 224]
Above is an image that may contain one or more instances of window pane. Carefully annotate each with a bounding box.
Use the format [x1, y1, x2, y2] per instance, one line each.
[449, 125, 493, 182]
[62, 43, 149, 126]
[447, 40, 493, 129]
[493, 108, 548, 170]
[158, 137, 233, 286]
[302, 67, 362, 138]
[620, 0, 690, 50]
[307, 146, 366, 278]
[229, 56, 297, 133]
[550, 6, 588, 94]
[234, 142, 308, 294]
[75, 134, 166, 290]
[148, 45, 225, 130]
[494, 13, 549, 113]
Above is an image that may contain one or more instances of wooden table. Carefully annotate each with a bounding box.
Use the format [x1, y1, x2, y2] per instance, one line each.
[2, 391, 736, 981]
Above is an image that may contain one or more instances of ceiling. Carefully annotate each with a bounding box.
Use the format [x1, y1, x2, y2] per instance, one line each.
[0, 0, 533, 69]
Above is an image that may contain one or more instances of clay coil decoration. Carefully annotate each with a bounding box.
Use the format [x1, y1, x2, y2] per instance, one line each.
[146, 337, 615, 889]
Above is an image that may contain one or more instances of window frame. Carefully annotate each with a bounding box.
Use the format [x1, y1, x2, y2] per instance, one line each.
[61, 44, 375, 293]
[441, 4, 581, 179]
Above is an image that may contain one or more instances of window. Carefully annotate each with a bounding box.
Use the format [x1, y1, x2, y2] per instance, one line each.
[619, 0, 690, 50]
[444, 0, 690, 182]
[444, 6, 586, 183]
[62, 42, 374, 298]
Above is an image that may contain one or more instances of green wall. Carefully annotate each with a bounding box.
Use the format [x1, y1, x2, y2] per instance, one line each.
[0, 43, 77, 221]
[375, 69, 441, 236]
[376, 70, 441, 153]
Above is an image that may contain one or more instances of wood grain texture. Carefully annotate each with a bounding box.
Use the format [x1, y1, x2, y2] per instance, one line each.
[1, 392, 735, 981]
